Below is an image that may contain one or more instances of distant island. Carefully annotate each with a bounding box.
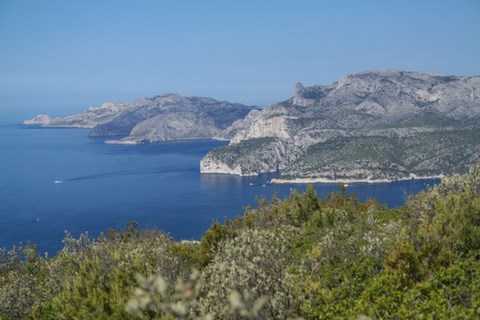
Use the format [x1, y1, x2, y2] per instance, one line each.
[25, 70, 480, 183]
[24, 93, 259, 144]
[201, 70, 480, 182]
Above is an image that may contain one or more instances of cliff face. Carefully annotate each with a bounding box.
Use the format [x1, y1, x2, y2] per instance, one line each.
[24, 94, 258, 144]
[201, 70, 480, 181]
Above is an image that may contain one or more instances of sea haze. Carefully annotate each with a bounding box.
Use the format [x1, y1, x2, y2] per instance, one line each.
[0, 113, 440, 255]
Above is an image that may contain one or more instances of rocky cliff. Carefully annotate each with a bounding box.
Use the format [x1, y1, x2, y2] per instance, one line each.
[201, 70, 480, 181]
[24, 94, 258, 144]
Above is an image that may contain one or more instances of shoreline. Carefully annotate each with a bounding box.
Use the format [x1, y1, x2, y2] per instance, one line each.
[22, 123, 94, 129]
[105, 137, 224, 145]
[105, 139, 140, 145]
[270, 173, 445, 184]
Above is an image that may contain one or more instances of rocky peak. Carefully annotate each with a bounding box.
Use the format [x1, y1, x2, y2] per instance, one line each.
[294, 82, 304, 96]
[292, 82, 315, 107]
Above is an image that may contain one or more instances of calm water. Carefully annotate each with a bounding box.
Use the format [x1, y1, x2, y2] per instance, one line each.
[0, 113, 440, 255]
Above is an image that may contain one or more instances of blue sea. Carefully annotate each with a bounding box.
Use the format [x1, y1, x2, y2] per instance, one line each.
[0, 109, 440, 255]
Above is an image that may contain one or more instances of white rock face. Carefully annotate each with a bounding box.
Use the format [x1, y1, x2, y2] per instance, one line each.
[200, 138, 304, 176]
[213, 109, 261, 140]
[292, 82, 315, 107]
[200, 158, 244, 175]
[23, 114, 51, 125]
[230, 116, 291, 144]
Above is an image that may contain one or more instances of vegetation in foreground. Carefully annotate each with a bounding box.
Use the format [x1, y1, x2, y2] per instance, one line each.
[1, 164, 480, 319]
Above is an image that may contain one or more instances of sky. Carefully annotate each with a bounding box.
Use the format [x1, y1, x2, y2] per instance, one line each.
[0, 0, 479, 115]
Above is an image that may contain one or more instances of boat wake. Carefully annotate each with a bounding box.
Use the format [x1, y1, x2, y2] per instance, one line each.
[65, 168, 183, 182]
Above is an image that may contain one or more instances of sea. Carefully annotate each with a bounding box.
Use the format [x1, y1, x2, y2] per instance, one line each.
[0, 109, 440, 255]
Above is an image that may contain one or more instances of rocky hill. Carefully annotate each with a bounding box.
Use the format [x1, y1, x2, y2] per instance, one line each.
[201, 70, 480, 182]
[24, 94, 258, 144]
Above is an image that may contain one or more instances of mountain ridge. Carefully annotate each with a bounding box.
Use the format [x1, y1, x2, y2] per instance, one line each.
[24, 93, 259, 144]
[201, 70, 480, 181]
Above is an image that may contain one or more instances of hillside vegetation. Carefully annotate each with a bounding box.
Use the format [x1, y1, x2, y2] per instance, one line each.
[1, 164, 480, 319]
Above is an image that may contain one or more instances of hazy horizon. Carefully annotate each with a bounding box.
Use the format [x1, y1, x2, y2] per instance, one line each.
[1, 0, 480, 113]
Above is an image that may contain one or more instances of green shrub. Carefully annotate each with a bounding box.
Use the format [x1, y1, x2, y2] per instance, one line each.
[196, 228, 298, 319]
[0, 244, 51, 319]
[49, 229, 179, 319]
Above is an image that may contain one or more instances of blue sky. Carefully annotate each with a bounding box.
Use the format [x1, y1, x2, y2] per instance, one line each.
[0, 0, 479, 113]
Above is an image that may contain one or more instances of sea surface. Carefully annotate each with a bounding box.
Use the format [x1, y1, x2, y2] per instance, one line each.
[0, 110, 440, 255]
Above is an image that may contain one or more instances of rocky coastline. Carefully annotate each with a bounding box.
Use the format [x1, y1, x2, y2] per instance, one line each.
[270, 173, 445, 184]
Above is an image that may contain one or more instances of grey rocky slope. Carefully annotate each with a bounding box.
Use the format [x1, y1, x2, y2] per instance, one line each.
[201, 70, 480, 181]
[24, 94, 258, 144]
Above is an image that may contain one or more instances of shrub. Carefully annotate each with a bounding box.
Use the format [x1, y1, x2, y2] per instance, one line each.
[0, 244, 51, 319]
[48, 229, 179, 319]
[196, 228, 298, 319]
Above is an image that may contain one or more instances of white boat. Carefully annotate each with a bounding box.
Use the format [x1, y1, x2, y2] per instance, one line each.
[54, 180, 63, 184]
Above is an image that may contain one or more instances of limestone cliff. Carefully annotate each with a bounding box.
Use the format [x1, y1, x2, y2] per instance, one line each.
[201, 70, 480, 181]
